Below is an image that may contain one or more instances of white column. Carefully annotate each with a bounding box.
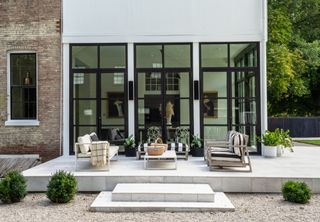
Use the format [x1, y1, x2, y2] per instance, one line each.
[127, 43, 135, 136]
[63, 43, 70, 156]
[260, 0, 268, 134]
[193, 42, 200, 136]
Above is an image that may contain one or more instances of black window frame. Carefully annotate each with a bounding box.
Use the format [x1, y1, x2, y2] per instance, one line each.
[199, 42, 261, 155]
[10, 53, 37, 120]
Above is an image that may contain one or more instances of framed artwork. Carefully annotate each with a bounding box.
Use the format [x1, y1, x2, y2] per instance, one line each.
[107, 92, 124, 118]
[203, 92, 218, 118]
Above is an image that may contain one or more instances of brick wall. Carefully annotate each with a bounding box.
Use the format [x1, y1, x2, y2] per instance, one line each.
[0, 0, 62, 162]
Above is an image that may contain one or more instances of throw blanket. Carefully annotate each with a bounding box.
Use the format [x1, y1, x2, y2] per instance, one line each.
[90, 141, 109, 167]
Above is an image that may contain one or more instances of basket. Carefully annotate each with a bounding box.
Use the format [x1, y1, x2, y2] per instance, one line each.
[146, 142, 168, 156]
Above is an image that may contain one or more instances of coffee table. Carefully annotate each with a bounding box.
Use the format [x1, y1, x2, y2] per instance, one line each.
[144, 150, 177, 170]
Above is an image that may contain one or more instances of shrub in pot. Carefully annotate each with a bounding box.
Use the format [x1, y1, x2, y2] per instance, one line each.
[0, 171, 27, 204]
[258, 130, 279, 157]
[191, 135, 203, 157]
[282, 181, 311, 204]
[276, 128, 294, 156]
[124, 135, 136, 157]
[46, 171, 77, 203]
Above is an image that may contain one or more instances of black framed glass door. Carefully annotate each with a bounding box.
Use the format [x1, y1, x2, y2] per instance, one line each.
[136, 71, 192, 143]
[70, 44, 127, 154]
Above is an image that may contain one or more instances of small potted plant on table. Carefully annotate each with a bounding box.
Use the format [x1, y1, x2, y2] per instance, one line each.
[124, 135, 136, 157]
[191, 135, 203, 157]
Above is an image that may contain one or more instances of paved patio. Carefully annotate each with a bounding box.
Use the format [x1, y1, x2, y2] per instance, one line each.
[23, 146, 320, 193]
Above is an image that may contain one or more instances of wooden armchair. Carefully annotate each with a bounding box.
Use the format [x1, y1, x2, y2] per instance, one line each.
[206, 133, 252, 172]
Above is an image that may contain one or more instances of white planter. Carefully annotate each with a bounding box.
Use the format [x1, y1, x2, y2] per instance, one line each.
[277, 145, 284, 157]
[263, 145, 278, 158]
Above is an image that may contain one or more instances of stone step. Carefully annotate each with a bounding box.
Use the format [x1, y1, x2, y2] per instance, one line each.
[112, 183, 215, 202]
[90, 192, 235, 212]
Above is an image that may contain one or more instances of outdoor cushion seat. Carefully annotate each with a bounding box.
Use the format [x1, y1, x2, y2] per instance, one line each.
[206, 132, 252, 172]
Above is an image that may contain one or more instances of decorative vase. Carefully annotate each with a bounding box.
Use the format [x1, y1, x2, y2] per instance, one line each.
[277, 145, 284, 157]
[125, 147, 136, 157]
[263, 145, 277, 158]
[192, 147, 204, 157]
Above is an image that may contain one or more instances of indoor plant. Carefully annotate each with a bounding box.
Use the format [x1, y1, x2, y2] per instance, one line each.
[124, 135, 136, 157]
[258, 130, 279, 158]
[191, 135, 203, 157]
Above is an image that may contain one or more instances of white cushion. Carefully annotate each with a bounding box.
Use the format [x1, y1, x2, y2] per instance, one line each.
[78, 134, 92, 154]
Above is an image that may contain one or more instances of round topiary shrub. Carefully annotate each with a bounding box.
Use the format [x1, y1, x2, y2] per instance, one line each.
[46, 170, 77, 203]
[0, 171, 27, 204]
[282, 181, 312, 204]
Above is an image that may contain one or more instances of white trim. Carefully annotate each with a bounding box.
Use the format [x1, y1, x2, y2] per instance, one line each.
[192, 42, 200, 136]
[5, 120, 40, 126]
[127, 43, 135, 136]
[63, 44, 70, 157]
[6, 50, 39, 125]
[62, 35, 264, 44]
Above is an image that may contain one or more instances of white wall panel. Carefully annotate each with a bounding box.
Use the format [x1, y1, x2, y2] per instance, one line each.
[63, 0, 264, 43]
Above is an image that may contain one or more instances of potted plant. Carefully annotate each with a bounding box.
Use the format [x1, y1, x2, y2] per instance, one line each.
[191, 135, 203, 157]
[258, 130, 279, 158]
[276, 128, 294, 156]
[124, 135, 136, 157]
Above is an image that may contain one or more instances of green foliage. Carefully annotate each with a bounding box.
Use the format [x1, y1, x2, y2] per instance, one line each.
[191, 135, 202, 148]
[258, 130, 280, 146]
[0, 171, 27, 204]
[267, 0, 320, 116]
[282, 181, 312, 204]
[275, 128, 294, 151]
[124, 135, 135, 149]
[46, 171, 77, 203]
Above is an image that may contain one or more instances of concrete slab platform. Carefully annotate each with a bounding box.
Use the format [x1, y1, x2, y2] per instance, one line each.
[90, 192, 234, 212]
[112, 183, 214, 202]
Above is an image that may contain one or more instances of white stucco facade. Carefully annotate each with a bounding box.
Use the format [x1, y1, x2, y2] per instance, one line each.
[62, 0, 268, 156]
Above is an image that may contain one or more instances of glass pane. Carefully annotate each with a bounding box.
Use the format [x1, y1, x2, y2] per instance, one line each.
[73, 73, 96, 98]
[11, 54, 36, 86]
[164, 45, 191, 68]
[138, 72, 161, 97]
[165, 72, 189, 97]
[100, 126, 125, 141]
[73, 100, 96, 125]
[11, 102, 24, 119]
[139, 96, 162, 127]
[232, 125, 257, 152]
[203, 98, 228, 124]
[204, 126, 228, 140]
[201, 44, 228, 67]
[232, 99, 256, 125]
[230, 43, 257, 67]
[232, 71, 256, 98]
[101, 73, 124, 99]
[137, 99, 146, 126]
[72, 46, 98, 69]
[100, 45, 126, 68]
[136, 45, 162, 68]
[74, 126, 97, 142]
[101, 100, 125, 125]
[203, 72, 227, 97]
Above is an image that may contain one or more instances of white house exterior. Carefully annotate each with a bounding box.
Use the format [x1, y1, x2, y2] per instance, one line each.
[62, 0, 268, 155]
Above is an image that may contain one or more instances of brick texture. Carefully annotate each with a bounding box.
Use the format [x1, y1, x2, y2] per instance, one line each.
[0, 0, 62, 162]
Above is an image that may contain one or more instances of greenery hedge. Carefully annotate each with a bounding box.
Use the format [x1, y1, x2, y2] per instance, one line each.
[0, 171, 27, 204]
[46, 171, 77, 203]
[282, 181, 312, 204]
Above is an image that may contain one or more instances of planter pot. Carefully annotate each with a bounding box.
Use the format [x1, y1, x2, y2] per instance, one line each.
[192, 147, 204, 157]
[125, 147, 136, 157]
[277, 145, 284, 157]
[263, 145, 277, 158]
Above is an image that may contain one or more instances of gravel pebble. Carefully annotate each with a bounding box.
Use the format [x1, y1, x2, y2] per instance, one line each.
[0, 193, 320, 222]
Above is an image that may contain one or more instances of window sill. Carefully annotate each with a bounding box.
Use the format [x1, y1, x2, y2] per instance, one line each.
[5, 120, 40, 126]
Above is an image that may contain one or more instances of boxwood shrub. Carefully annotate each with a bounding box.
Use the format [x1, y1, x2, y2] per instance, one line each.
[0, 171, 27, 204]
[282, 181, 312, 204]
[46, 171, 77, 203]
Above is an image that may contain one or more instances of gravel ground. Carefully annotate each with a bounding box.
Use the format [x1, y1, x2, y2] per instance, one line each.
[1, 193, 320, 222]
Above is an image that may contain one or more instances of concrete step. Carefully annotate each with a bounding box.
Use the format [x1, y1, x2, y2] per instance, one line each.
[90, 191, 235, 212]
[112, 183, 215, 202]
